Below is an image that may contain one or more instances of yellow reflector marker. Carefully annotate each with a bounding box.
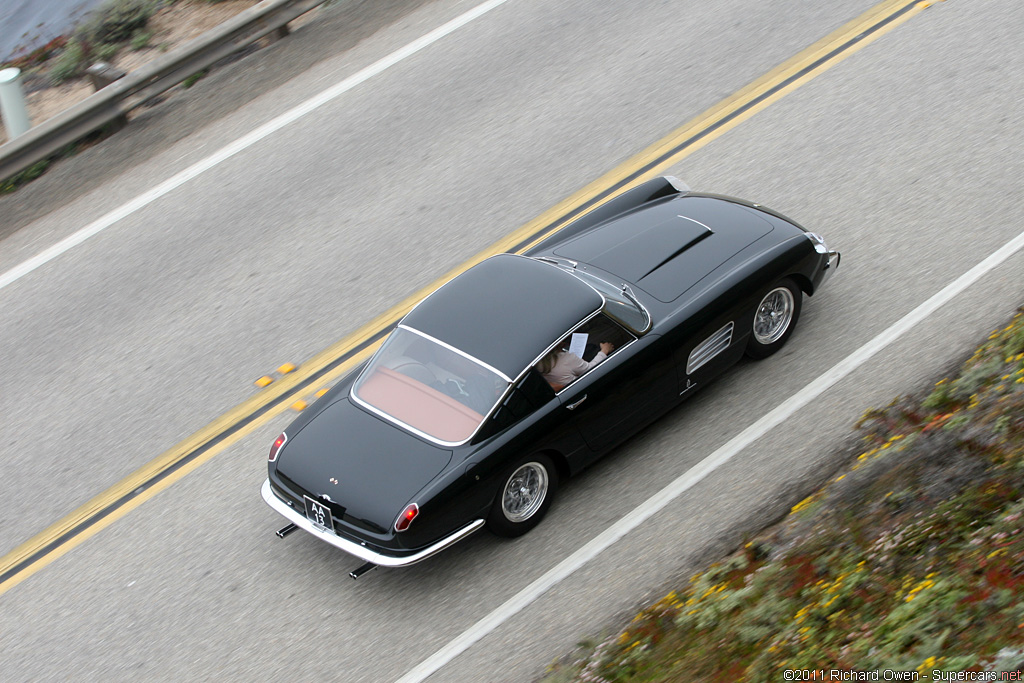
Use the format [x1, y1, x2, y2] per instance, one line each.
[254, 376, 274, 388]
[277, 363, 297, 374]
[290, 400, 308, 412]
[315, 388, 329, 398]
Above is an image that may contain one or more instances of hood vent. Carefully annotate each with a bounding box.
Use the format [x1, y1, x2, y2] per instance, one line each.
[635, 218, 712, 281]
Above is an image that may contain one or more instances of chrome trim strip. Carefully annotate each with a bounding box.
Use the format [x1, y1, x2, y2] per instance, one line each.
[398, 324, 513, 383]
[677, 215, 713, 233]
[262, 479, 485, 567]
[348, 392, 471, 448]
[687, 321, 734, 375]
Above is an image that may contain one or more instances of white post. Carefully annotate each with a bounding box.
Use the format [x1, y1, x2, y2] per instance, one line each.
[0, 68, 32, 140]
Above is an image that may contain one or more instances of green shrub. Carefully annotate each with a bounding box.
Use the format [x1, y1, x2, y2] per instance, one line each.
[49, 38, 87, 84]
[78, 0, 155, 46]
[542, 307, 1024, 683]
[96, 43, 119, 61]
[182, 69, 208, 88]
[1006, 322, 1024, 356]
[0, 160, 51, 194]
[130, 30, 152, 50]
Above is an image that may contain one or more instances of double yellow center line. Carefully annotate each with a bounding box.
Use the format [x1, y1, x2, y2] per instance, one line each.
[0, 0, 935, 595]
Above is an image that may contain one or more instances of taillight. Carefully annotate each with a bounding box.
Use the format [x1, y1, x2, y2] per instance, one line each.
[268, 433, 287, 462]
[394, 503, 419, 532]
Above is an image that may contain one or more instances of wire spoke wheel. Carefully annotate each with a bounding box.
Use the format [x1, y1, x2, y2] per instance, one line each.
[488, 455, 558, 537]
[501, 462, 549, 523]
[753, 286, 795, 345]
[746, 279, 802, 360]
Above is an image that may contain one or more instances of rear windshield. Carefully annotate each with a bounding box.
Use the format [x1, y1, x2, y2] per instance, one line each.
[351, 326, 509, 444]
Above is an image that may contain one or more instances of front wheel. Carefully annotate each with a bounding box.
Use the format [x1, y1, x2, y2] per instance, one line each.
[487, 455, 558, 538]
[745, 278, 802, 359]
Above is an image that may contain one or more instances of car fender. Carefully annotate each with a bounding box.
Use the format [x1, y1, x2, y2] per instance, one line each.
[525, 176, 688, 255]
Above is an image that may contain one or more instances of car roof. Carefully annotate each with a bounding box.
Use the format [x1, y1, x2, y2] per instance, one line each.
[401, 253, 603, 378]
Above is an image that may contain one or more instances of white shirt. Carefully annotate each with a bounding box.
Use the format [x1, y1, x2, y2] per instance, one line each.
[541, 350, 608, 387]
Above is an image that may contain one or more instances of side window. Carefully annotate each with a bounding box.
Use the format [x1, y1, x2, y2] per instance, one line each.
[477, 370, 556, 439]
[535, 314, 636, 392]
[570, 313, 634, 362]
[518, 368, 557, 407]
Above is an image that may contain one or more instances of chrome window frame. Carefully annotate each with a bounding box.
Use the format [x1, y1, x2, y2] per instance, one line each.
[350, 325, 512, 448]
[526, 309, 638, 396]
[532, 258, 652, 335]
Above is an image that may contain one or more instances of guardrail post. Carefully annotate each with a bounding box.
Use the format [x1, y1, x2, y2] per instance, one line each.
[86, 62, 127, 92]
[268, 23, 290, 43]
[85, 62, 130, 132]
[0, 68, 32, 139]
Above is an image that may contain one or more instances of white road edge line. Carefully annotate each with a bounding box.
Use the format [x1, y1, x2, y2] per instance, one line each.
[0, 0, 513, 292]
[396, 228, 1024, 683]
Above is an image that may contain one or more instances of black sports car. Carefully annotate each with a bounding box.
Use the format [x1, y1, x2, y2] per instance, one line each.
[261, 176, 839, 577]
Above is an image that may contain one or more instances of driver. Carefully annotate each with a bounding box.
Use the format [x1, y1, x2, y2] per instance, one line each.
[537, 339, 614, 389]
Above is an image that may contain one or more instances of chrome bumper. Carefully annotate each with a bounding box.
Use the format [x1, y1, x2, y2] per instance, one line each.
[261, 479, 485, 567]
[820, 250, 840, 288]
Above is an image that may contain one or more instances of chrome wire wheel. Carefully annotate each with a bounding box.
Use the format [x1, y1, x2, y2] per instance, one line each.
[753, 286, 796, 345]
[501, 462, 549, 523]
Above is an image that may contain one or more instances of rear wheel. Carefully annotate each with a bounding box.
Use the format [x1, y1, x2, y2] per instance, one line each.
[746, 278, 802, 359]
[487, 454, 558, 537]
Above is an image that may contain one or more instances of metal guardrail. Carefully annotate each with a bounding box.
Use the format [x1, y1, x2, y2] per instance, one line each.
[0, 0, 331, 182]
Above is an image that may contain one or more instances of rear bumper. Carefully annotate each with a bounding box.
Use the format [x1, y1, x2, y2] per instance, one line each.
[261, 479, 484, 567]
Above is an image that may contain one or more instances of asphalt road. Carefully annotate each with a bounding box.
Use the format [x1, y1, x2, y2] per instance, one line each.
[1, 0, 1022, 680]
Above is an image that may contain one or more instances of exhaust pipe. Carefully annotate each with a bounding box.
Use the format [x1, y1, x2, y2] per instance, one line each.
[349, 562, 377, 580]
[276, 523, 299, 538]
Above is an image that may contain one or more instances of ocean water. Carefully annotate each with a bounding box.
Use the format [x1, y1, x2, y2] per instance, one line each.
[1, 0, 108, 62]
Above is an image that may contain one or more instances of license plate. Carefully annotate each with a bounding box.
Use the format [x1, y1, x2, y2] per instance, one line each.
[304, 495, 335, 532]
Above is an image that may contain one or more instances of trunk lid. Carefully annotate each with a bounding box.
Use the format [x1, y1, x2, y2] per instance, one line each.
[275, 398, 452, 532]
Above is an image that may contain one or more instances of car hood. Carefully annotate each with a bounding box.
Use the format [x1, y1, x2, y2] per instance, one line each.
[554, 195, 774, 302]
[275, 398, 452, 531]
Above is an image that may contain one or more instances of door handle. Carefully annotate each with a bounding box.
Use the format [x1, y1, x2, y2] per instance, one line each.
[566, 394, 587, 410]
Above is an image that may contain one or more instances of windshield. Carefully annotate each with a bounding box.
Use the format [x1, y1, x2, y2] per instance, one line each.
[352, 326, 509, 444]
[566, 269, 651, 334]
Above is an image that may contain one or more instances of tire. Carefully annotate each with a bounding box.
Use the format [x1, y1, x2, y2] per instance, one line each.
[487, 454, 558, 538]
[745, 278, 802, 359]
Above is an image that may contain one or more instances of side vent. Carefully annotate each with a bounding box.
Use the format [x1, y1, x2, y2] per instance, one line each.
[687, 322, 734, 375]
